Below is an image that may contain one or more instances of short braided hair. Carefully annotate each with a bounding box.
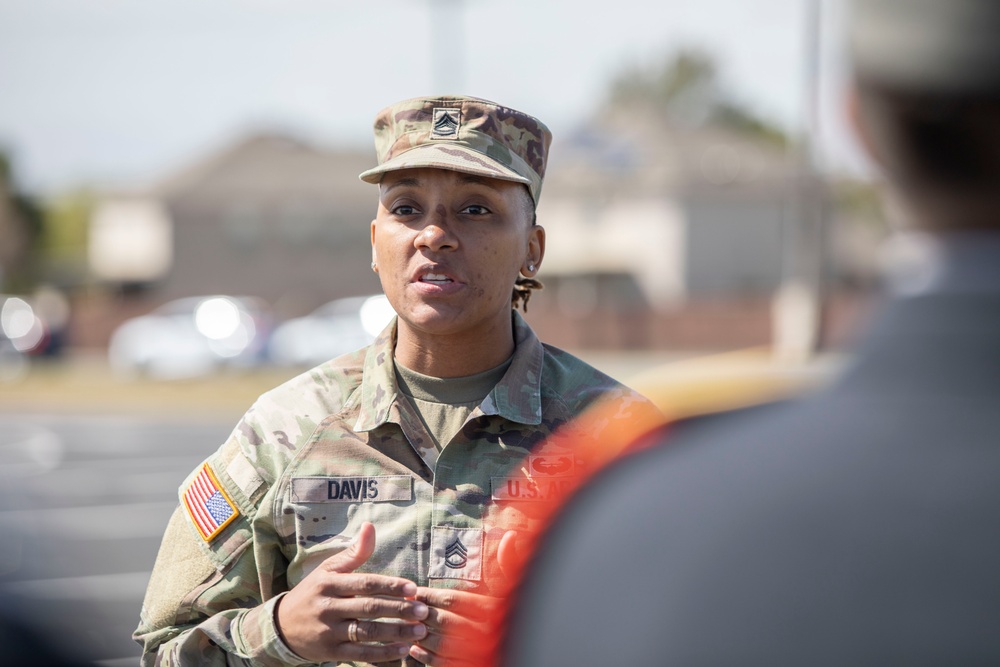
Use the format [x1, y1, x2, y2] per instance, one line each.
[512, 277, 543, 312]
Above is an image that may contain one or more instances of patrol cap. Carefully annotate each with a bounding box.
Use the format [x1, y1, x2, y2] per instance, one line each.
[359, 95, 552, 205]
[850, 0, 1000, 92]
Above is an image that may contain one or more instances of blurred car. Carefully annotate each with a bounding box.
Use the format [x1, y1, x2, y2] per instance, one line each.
[1, 294, 52, 353]
[268, 294, 396, 367]
[0, 294, 52, 381]
[108, 295, 272, 379]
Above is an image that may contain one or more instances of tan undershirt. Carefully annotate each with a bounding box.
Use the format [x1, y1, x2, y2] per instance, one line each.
[394, 357, 513, 451]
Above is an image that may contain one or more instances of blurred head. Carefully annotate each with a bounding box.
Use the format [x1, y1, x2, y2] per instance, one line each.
[848, 0, 1000, 231]
[361, 96, 550, 340]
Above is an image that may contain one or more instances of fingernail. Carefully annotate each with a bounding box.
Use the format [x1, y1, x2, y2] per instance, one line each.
[412, 602, 429, 619]
[411, 623, 427, 639]
[402, 582, 417, 596]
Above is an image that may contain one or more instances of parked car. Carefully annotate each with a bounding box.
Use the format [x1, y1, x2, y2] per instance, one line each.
[268, 294, 395, 367]
[0, 294, 51, 381]
[108, 295, 272, 379]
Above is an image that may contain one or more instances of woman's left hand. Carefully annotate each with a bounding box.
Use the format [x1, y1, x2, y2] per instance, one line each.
[407, 586, 503, 666]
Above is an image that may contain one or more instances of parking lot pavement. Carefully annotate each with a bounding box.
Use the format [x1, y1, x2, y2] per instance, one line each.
[1, 413, 235, 665]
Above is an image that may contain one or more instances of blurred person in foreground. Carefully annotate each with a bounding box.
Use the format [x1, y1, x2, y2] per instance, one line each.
[0, 593, 96, 667]
[503, 0, 1000, 665]
[133, 95, 659, 666]
[1, 468, 97, 667]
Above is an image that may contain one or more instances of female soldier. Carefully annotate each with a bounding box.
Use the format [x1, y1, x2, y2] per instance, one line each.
[135, 95, 659, 667]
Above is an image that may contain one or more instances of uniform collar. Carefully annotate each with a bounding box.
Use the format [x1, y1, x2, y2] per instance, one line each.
[479, 310, 545, 425]
[355, 320, 401, 432]
[354, 310, 544, 433]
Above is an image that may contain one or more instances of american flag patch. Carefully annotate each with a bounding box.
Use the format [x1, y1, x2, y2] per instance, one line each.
[183, 464, 238, 542]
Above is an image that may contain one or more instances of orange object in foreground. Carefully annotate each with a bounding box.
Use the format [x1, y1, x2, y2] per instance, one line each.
[465, 394, 668, 667]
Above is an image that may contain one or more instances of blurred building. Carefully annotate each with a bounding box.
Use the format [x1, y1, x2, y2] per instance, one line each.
[82, 122, 875, 352]
[541, 106, 795, 310]
[525, 106, 875, 351]
[89, 133, 379, 309]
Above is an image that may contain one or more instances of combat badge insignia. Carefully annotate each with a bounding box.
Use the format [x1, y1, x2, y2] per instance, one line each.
[529, 454, 575, 476]
[183, 463, 238, 542]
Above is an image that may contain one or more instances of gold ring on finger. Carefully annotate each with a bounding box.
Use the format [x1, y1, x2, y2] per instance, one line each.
[348, 619, 360, 643]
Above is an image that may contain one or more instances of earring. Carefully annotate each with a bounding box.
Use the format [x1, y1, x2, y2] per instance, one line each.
[371, 262, 377, 271]
[528, 263, 536, 273]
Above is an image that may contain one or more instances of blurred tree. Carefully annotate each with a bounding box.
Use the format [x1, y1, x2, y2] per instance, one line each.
[0, 152, 42, 293]
[604, 49, 789, 148]
[834, 178, 887, 231]
[38, 190, 94, 288]
[713, 102, 790, 148]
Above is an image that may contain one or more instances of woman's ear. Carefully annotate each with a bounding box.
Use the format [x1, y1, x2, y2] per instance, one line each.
[522, 225, 545, 276]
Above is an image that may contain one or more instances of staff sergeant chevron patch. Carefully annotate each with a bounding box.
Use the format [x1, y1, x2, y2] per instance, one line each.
[431, 108, 460, 139]
[183, 463, 238, 542]
[445, 537, 469, 569]
[430, 526, 482, 581]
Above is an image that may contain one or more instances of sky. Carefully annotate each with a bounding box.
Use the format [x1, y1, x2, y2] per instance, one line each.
[0, 0, 866, 195]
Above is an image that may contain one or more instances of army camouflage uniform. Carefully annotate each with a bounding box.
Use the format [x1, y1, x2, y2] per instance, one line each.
[135, 312, 658, 666]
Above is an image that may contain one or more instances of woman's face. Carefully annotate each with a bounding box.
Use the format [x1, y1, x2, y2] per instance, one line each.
[371, 167, 544, 343]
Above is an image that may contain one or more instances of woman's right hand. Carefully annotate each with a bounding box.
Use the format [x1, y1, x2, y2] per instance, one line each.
[275, 521, 430, 663]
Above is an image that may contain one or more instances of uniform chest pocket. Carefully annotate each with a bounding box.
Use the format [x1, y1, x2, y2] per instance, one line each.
[287, 475, 416, 548]
[284, 475, 422, 586]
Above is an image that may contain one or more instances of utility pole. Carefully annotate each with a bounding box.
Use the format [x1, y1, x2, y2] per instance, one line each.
[774, 0, 826, 362]
[428, 0, 467, 93]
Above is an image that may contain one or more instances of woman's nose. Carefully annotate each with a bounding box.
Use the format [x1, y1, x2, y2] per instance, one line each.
[416, 206, 457, 251]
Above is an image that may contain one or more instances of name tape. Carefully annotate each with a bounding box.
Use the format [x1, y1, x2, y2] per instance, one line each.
[290, 476, 413, 503]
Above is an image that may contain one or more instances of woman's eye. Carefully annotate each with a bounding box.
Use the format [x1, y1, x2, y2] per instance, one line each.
[462, 204, 491, 215]
[392, 205, 418, 216]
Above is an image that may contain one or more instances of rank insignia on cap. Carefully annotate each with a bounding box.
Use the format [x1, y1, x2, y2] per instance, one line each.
[431, 108, 460, 139]
[183, 464, 238, 542]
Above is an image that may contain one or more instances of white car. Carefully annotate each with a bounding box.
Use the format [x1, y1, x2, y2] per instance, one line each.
[0, 294, 52, 381]
[268, 294, 395, 367]
[108, 295, 272, 379]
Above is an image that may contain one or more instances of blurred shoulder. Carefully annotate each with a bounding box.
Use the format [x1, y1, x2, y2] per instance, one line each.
[661, 398, 796, 447]
[554, 400, 797, 525]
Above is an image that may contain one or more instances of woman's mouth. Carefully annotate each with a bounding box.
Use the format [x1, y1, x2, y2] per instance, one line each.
[421, 273, 453, 284]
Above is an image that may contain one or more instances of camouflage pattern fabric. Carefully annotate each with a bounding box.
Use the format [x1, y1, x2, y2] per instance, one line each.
[134, 312, 659, 666]
[358, 96, 552, 205]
